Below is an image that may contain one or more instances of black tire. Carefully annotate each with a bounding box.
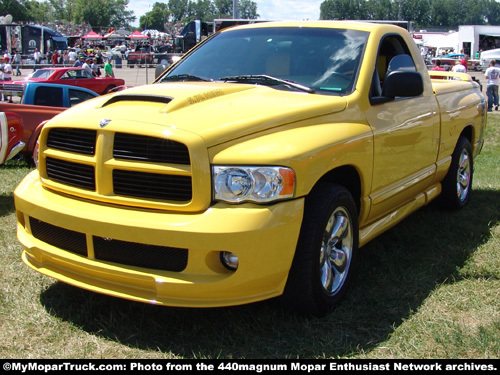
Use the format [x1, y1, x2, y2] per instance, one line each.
[281, 183, 359, 317]
[439, 136, 473, 210]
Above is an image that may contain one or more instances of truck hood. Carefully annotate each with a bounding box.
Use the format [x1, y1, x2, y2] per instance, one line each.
[64, 82, 347, 147]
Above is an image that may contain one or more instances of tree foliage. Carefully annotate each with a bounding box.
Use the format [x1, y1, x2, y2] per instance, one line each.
[1, 0, 258, 29]
[320, 0, 500, 29]
[3, 0, 499, 31]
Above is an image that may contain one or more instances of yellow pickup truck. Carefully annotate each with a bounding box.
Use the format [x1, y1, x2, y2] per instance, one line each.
[14, 21, 486, 316]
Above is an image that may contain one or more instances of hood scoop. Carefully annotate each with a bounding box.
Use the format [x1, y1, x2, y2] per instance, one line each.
[102, 94, 173, 107]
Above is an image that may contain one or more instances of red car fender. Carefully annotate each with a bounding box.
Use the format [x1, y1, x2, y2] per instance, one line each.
[0, 112, 25, 163]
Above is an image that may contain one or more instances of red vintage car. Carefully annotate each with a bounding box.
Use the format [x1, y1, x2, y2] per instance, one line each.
[0, 112, 24, 164]
[16, 67, 125, 95]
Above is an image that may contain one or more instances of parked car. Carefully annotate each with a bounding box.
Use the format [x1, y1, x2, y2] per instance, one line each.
[102, 46, 124, 60]
[16, 67, 125, 95]
[0, 112, 24, 164]
[0, 82, 99, 161]
[480, 48, 500, 69]
[431, 53, 481, 71]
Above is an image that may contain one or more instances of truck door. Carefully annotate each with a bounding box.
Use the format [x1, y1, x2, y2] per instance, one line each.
[365, 34, 440, 222]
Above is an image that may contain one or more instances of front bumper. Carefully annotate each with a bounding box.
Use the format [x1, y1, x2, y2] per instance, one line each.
[15, 171, 304, 307]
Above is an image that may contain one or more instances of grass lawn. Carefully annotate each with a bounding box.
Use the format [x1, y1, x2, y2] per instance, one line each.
[0, 116, 498, 359]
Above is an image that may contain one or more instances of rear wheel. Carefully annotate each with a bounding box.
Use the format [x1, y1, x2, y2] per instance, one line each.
[439, 136, 473, 209]
[103, 85, 116, 94]
[281, 183, 359, 317]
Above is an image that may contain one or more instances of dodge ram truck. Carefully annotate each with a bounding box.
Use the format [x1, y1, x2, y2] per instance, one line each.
[14, 21, 486, 316]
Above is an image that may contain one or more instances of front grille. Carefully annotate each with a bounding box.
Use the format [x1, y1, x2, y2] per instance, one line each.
[46, 157, 96, 191]
[28, 217, 188, 272]
[114, 133, 190, 164]
[47, 128, 96, 155]
[43, 128, 195, 206]
[30, 217, 87, 256]
[113, 169, 192, 201]
[93, 237, 188, 272]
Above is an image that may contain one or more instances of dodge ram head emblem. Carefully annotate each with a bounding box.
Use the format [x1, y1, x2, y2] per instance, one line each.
[99, 119, 112, 128]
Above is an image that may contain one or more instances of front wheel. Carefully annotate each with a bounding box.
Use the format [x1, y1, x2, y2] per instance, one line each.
[281, 183, 359, 317]
[439, 136, 473, 209]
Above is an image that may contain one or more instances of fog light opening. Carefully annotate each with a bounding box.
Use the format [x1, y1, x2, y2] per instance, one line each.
[220, 251, 239, 271]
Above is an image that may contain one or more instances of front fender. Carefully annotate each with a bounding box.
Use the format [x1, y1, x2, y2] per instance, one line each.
[211, 122, 373, 198]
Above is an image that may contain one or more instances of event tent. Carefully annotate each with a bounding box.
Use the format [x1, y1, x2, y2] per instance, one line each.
[129, 30, 149, 39]
[82, 30, 102, 39]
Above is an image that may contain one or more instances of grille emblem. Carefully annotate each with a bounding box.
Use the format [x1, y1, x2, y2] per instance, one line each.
[99, 119, 112, 128]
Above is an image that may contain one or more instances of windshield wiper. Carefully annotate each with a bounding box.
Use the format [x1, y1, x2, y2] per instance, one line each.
[161, 74, 209, 82]
[220, 75, 315, 93]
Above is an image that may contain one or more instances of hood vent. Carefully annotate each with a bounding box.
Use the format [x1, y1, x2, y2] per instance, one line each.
[102, 94, 173, 107]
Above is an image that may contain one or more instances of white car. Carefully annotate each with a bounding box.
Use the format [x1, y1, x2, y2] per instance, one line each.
[480, 48, 500, 69]
[102, 46, 124, 59]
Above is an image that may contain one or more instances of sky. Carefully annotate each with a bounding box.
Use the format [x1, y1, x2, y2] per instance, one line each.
[127, 0, 322, 27]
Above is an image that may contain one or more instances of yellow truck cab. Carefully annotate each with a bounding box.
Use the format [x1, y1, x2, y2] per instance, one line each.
[14, 21, 486, 316]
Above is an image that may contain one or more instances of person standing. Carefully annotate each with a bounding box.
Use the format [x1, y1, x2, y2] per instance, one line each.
[91, 57, 101, 77]
[451, 60, 466, 73]
[33, 48, 41, 71]
[68, 49, 77, 65]
[51, 50, 59, 66]
[13, 50, 21, 76]
[431, 59, 446, 71]
[485, 59, 500, 112]
[1, 56, 13, 102]
[460, 54, 469, 72]
[104, 56, 114, 77]
[82, 57, 93, 76]
[73, 55, 84, 67]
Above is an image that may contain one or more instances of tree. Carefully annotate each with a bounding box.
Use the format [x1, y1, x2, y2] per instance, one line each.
[69, 0, 134, 29]
[168, 0, 190, 22]
[213, 0, 233, 18]
[239, 0, 259, 19]
[320, 0, 367, 20]
[140, 2, 169, 30]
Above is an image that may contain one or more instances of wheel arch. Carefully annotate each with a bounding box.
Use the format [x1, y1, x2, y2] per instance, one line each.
[313, 165, 362, 216]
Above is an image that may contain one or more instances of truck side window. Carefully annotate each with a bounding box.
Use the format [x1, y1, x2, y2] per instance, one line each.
[33, 86, 63, 107]
[69, 89, 95, 107]
[370, 35, 416, 104]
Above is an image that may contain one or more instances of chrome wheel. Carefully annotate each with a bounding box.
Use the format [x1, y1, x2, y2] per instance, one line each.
[319, 207, 353, 296]
[282, 183, 359, 316]
[440, 136, 473, 210]
[456, 148, 471, 203]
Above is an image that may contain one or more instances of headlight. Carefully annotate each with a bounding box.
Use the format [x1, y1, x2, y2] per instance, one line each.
[213, 166, 295, 203]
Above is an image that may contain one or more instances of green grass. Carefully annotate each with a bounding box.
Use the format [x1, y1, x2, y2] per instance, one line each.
[0, 117, 499, 359]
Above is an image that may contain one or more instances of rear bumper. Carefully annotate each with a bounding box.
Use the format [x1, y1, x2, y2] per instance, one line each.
[15, 171, 304, 307]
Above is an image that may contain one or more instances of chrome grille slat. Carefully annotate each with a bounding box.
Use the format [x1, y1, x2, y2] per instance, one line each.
[46, 157, 96, 190]
[113, 169, 192, 201]
[114, 133, 190, 164]
[47, 128, 96, 155]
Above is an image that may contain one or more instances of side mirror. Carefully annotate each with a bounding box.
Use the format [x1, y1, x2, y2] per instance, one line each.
[382, 70, 424, 98]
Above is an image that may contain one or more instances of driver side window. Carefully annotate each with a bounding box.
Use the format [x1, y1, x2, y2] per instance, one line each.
[370, 35, 416, 105]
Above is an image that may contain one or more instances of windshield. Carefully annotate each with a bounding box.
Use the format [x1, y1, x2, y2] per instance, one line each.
[159, 27, 368, 95]
[30, 69, 55, 79]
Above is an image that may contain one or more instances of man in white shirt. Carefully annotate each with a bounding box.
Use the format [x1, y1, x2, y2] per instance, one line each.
[1, 56, 13, 102]
[33, 48, 42, 71]
[68, 49, 77, 65]
[451, 61, 466, 73]
[485, 59, 500, 112]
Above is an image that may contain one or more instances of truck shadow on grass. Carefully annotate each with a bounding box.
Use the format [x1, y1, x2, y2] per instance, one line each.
[39, 189, 500, 358]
